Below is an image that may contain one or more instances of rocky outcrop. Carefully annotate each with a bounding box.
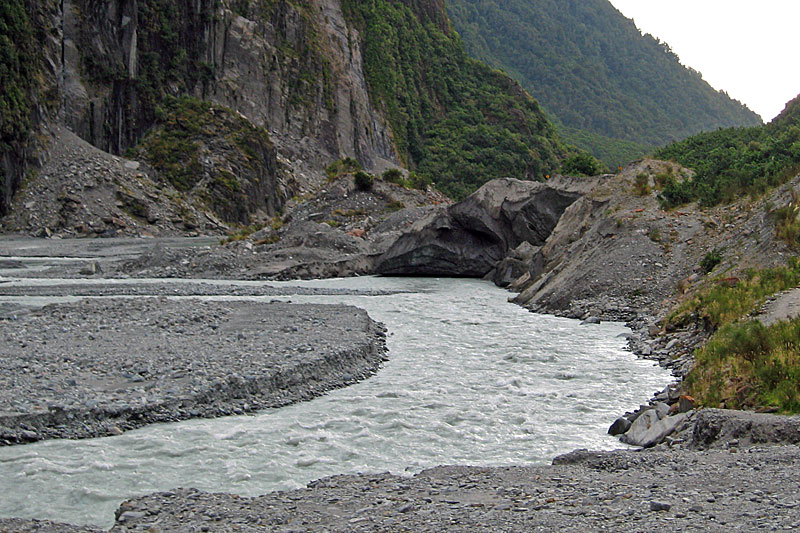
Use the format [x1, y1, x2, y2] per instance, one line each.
[376, 177, 596, 277]
[512, 160, 793, 320]
[691, 409, 800, 450]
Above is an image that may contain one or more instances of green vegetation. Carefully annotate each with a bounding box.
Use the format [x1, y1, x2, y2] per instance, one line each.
[670, 259, 800, 412]
[385, 200, 405, 212]
[131, 96, 276, 223]
[700, 248, 724, 274]
[353, 171, 375, 191]
[0, 0, 37, 153]
[655, 95, 800, 207]
[381, 168, 404, 184]
[668, 260, 800, 330]
[325, 158, 361, 180]
[445, 0, 762, 168]
[633, 173, 651, 196]
[342, 0, 577, 200]
[0, 0, 48, 215]
[773, 200, 800, 250]
[561, 152, 602, 177]
[688, 319, 800, 412]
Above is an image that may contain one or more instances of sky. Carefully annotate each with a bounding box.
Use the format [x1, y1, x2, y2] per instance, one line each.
[607, 0, 800, 122]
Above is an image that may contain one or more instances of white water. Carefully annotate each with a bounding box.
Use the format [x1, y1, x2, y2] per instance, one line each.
[0, 276, 671, 528]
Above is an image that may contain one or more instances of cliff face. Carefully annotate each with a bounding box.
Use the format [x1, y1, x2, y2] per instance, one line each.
[2, 0, 571, 232]
[2, 0, 401, 228]
[62, 0, 397, 173]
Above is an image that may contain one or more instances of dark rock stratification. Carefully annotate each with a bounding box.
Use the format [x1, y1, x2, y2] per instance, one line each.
[376, 177, 593, 277]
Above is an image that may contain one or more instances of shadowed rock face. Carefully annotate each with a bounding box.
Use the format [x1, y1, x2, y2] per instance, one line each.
[376, 178, 583, 277]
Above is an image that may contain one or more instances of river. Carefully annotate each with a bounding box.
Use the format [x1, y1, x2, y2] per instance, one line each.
[0, 275, 671, 528]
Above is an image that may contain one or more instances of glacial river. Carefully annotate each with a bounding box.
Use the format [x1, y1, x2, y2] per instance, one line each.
[0, 276, 671, 528]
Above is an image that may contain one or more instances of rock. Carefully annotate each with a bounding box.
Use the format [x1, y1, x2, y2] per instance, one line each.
[650, 501, 671, 512]
[376, 178, 582, 277]
[677, 395, 696, 413]
[621, 411, 688, 448]
[691, 408, 800, 449]
[608, 416, 632, 436]
[580, 316, 601, 325]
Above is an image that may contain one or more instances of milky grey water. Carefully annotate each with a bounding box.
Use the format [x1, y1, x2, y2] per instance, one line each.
[0, 276, 671, 528]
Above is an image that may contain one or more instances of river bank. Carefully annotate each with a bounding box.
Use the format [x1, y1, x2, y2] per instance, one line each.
[1, 237, 799, 531]
[3, 442, 800, 531]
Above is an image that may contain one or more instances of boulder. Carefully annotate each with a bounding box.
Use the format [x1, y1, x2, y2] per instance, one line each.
[620, 410, 688, 448]
[376, 178, 581, 277]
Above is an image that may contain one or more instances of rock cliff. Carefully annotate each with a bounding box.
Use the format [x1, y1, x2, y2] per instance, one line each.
[376, 177, 595, 277]
[2, 0, 573, 236]
[2, 0, 402, 231]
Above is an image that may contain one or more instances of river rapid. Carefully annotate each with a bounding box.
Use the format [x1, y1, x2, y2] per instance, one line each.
[0, 275, 671, 528]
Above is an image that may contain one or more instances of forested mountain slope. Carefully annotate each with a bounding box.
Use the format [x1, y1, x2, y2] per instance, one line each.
[341, 0, 574, 199]
[655, 94, 800, 207]
[446, 0, 763, 166]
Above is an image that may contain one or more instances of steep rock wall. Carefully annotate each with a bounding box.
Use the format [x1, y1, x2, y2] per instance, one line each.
[62, 0, 397, 174]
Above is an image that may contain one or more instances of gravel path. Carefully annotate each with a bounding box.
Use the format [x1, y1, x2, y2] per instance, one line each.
[0, 298, 386, 445]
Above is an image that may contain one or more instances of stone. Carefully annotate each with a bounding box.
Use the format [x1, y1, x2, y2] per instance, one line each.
[608, 417, 632, 436]
[620, 411, 688, 448]
[649, 501, 671, 512]
[376, 179, 582, 277]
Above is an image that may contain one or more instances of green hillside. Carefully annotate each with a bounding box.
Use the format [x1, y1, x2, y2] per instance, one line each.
[655, 94, 800, 207]
[342, 0, 579, 200]
[446, 0, 763, 167]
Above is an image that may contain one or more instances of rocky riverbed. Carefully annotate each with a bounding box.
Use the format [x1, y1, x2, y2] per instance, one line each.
[0, 297, 387, 445]
[4, 439, 800, 531]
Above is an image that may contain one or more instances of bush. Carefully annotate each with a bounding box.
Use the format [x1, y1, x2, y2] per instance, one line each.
[325, 158, 361, 180]
[353, 170, 374, 191]
[560, 152, 602, 176]
[687, 318, 800, 412]
[633, 173, 651, 196]
[406, 171, 432, 191]
[700, 248, 723, 274]
[382, 168, 404, 184]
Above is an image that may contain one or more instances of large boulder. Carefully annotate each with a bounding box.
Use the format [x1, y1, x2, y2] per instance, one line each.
[376, 178, 584, 277]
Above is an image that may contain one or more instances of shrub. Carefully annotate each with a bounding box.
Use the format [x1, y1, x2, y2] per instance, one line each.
[407, 171, 432, 190]
[382, 168, 404, 184]
[560, 152, 602, 177]
[354, 170, 374, 191]
[700, 248, 723, 273]
[633, 173, 651, 196]
[687, 318, 800, 412]
[325, 158, 361, 180]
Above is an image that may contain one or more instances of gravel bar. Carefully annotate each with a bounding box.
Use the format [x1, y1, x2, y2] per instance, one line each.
[68, 445, 800, 532]
[0, 281, 408, 299]
[0, 298, 387, 445]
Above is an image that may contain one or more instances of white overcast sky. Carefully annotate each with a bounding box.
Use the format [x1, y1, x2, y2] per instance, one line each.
[607, 0, 800, 122]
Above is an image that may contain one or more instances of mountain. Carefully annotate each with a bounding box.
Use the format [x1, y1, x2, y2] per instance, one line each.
[445, 0, 763, 167]
[0, 0, 577, 225]
[654, 93, 800, 207]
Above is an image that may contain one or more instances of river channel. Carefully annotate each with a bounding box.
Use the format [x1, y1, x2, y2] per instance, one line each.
[0, 274, 671, 528]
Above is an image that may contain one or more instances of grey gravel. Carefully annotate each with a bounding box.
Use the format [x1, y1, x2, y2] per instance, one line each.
[0, 298, 386, 445]
[102, 446, 800, 532]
